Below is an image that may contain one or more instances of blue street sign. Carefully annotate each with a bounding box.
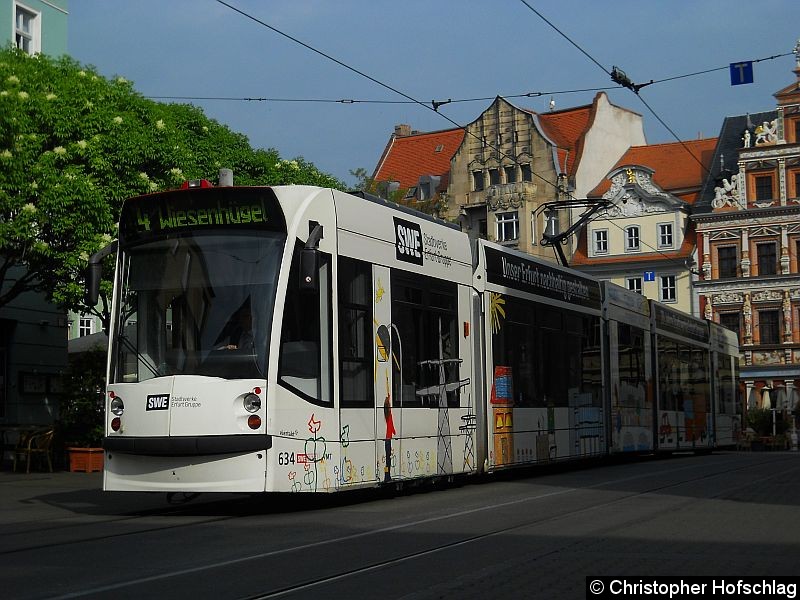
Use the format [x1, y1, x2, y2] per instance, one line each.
[644, 271, 655, 282]
[730, 61, 754, 86]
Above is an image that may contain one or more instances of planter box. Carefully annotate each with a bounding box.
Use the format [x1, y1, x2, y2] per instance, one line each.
[67, 447, 104, 472]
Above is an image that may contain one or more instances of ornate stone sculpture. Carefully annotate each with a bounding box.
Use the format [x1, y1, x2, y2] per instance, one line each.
[754, 120, 778, 146]
[712, 177, 740, 209]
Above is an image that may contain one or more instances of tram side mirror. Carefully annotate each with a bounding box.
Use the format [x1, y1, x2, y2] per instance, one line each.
[85, 262, 102, 307]
[299, 247, 319, 293]
[300, 222, 323, 293]
[84, 240, 118, 307]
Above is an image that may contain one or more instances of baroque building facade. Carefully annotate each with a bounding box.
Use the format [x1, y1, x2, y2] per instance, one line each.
[572, 137, 716, 315]
[693, 49, 800, 414]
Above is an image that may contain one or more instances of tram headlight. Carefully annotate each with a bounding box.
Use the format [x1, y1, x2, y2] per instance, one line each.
[110, 397, 125, 416]
[243, 393, 261, 413]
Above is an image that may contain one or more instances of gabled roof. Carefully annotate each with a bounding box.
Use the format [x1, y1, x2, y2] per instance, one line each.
[773, 68, 800, 105]
[372, 127, 465, 190]
[588, 138, 717, 203]
[535, 105, 592, 176]
[695, 110, 777, 213]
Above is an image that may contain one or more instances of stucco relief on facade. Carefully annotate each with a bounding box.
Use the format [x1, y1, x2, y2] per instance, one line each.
[752, 289, 784, 302]
[712, 176, 742, 209]
[752, 350, 784, 365]
[713, 291, 744, 304]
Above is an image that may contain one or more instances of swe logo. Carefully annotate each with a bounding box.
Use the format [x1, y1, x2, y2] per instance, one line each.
[394, 217, 423, 266]
[146, 394, 170, 411]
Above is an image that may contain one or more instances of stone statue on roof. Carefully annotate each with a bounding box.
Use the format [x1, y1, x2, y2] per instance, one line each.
[712, 176, 740, 209]
[794, 38, 800, 68]
[755, 119, 778, 146]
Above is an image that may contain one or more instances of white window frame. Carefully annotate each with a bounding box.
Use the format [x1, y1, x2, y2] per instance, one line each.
[78, 317, 95, 338]
[625, 225, 641, 252]
[496, 211, 519, 243]
[529, 211, 537, 246]
[657, 222, 674, 249]
[659, 274, 676, 303]
[593, 229, 608, 255]
[626, 277, 642, 294]
[14, 3, 41, 55]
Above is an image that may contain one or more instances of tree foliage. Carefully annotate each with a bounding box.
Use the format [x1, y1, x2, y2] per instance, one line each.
[0, 47, 344, 324]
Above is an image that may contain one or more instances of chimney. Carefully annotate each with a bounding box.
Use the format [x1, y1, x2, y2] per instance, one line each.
[394, 124, 412, 137]
[218, 168, 233, 187]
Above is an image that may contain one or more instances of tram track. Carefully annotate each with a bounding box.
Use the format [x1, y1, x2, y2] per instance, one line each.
[236, 453, 800, 600]
[35, 452, 797, 600]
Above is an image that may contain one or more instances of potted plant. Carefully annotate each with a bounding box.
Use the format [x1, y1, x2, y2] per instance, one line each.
[746, 407, 788, 451]
[57, 346, 106, 472]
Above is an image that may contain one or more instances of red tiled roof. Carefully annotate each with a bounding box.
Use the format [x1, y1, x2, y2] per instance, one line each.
[588, 138, 717, 201]
[527, 104, 593, 176]
[372, 128, 465, 189]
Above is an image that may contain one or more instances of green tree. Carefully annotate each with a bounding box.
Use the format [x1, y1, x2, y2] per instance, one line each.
[0, 48, 344, 328]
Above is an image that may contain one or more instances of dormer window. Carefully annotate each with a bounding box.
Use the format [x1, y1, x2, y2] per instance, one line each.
[625, 226, 640, 252]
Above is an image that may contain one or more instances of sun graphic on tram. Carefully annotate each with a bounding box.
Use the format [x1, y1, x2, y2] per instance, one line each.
[490, 292, 506, 333]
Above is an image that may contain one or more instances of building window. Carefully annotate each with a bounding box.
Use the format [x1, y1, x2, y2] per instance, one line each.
[659, 275, 676, 302]
[791, 170, 800, 200]
[15, 4, 39, 55]
[496, 212, 519, 242]
[79, 317, 94, 338]
[529, 212, 537, 246]
[717, 246, 738, 278]
[626, 277, 642, 294]
[625, 226, 640, 251]
[754, 174, 774, 202]
[759, 310, 780, 344]
[756, 242, 777, 276]
[504, 165, 516, 183]
[658, 223, 673, 249]
[489, 168, 501, 186]
[719, 313, 741, 342]
[521, 164, 532, 182]
[472, 170, 484, 192]
[593, 229, 608, 255]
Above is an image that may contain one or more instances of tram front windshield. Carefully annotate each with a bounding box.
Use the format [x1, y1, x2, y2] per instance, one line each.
[112, 232, 285, 383]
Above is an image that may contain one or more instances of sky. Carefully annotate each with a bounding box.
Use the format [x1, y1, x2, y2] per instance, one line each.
[68, 1, 800, 187]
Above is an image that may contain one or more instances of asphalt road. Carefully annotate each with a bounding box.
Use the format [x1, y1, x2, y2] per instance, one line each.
[1, 451, 798, 600]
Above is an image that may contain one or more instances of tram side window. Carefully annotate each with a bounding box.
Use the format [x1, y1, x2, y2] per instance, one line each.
[618, 323, 646, 387]
[659, 340, 703, 413]
[491, 295, 538, 407]
[534, 306, 602, 409]
[278, 241, 333, 406]
[391, 272, 459, 408]
[538, 306, 567, 407]
[338, 257, 374, 408]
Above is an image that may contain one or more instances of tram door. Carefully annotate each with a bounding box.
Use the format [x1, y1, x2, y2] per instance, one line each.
[382, 268, 474, 482]
[373, 265, 400, 482]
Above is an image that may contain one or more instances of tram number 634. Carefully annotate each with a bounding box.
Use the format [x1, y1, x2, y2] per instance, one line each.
[278, 452, 295, 465]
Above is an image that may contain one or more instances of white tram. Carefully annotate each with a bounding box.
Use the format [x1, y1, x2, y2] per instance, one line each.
[89, 184, 741, 493]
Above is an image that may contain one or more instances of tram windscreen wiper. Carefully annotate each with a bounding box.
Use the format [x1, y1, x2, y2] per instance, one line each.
[118, 333, 161, 379]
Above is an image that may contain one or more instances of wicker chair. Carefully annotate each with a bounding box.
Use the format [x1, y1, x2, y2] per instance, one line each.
[13, 428, 54, 474]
